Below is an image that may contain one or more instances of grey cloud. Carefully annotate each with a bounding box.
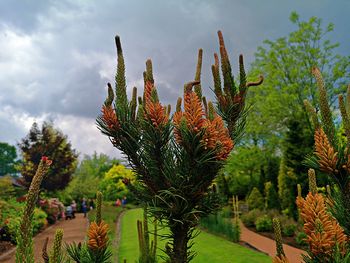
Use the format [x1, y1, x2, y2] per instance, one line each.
[0, 0, 349, 157]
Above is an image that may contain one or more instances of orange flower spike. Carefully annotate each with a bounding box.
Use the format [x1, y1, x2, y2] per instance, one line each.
[314, 128, 338, 174]
[146, 101, 168, 128]
[101, 105, 119, 131]
[183, 91, 205, 133]
[144, 81, 154, 106]
[296, 192, 347, 257]
[173, 111, 184, 143]
[87, 221, 109, 251]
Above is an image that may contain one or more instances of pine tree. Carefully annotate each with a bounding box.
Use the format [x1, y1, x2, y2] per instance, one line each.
[277, 157, 295, 216]
[265, 181, 279, 210]
[305, 68, 350, 235]
[96, 32, 262, 262]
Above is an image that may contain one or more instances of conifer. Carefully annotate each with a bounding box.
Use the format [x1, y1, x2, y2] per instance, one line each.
[97, 32, 262, 263]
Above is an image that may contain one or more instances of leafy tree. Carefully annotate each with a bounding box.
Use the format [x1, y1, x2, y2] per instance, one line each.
[248, 12, 350, 143]
[222, 145, 279, 199]
[247, 187, 264, 210]
[63, 153, 119, 202]
[245, 13, 350, 193]
[99, 164, 134, 201]
[245, 12, 349, 218]
[223, 146, 265, 198]
[18, 122, 78, 191]
[0, 142, 19, 176]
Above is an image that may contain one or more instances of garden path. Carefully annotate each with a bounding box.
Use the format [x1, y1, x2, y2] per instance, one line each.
[240, 222, 306, 263]
[0, 213, 88, 263]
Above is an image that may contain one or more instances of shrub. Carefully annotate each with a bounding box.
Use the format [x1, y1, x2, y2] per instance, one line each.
[255, 215, 272, 232]
[282, 222, 297, 237]
[0, 176, 16, 200]
[247, 187, 264, 210]
[200, 213, 240, 242]
[32, 208, 48, 234]
[274, 215, 297, 236]
[39, 198, 64, 224]
[266, 209, 281, 220]
[220, 205, 232, 218]
[295, 231, 307, 246]
[0, 200, 48, 244]
[241, 209, 263, 227]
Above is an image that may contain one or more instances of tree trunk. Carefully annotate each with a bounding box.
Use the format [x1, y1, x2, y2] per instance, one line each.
[169, 223, 191, 263]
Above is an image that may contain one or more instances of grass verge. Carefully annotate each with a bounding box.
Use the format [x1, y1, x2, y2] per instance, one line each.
[118, 208, 271, 263]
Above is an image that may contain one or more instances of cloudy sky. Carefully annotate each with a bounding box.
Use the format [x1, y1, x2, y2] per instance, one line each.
[0, 0, 349, 159]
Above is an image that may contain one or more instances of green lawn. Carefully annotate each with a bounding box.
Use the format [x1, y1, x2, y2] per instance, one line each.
[118, 209, 271, 263]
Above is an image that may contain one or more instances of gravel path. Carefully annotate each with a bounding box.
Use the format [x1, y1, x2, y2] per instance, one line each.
[0, 213, 88, 263]
[240, 222, 306, 263]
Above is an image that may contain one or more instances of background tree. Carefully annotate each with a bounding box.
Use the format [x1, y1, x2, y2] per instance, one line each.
[99, 164, 134, 201]
[222, 146, 265, 198]
[277, 157, 296, 216]
[247, 187, 264, 210]
[264, 181, 279, 210]
[0, 175, 16, 200]
[248, 12, 350, 140]
[221, 144, 279, 200]
[0, 142, 19, 176]
[60, 153, 119, 202]
[18, 122, 78, 191]
[228, 12, 350, 210]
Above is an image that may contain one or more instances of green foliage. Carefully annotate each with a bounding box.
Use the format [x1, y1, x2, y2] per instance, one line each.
[200, 210, 240, 243]
[223, 146, 264, 197]
[63, 153, 119, 202]
[222, 145, 280, 201]
[328, 187, 350, 235]
[247, 187, 264, 210]
[137, 207, 157, 263]
[277, 157, 296, 217]
[0, 200, 47, 243]
[295, 231, 307, 246]
[18, 122, 78, 191]
[0, 142, 19, 176]
[0, 175, 16, 200]
[245, 12, 349, 223]
[99, 164, 134, 201]
[247, 12, 350, 145]
[66, 242, 111, 263]
[264, 181, 279, 210]
[240, 209, 264, 227]
[282, 222, 297, 237]
[255, 215, 272, 232]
